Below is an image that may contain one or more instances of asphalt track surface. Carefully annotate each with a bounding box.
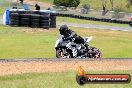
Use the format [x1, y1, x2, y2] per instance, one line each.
[0, 19, 131, 31]
[0, 58, 132, 62]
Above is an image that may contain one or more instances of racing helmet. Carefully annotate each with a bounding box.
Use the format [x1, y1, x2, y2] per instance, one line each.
[59, 25, 68, 35]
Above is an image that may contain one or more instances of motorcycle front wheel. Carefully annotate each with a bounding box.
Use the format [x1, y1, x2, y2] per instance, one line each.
[56, 48, 72, 58]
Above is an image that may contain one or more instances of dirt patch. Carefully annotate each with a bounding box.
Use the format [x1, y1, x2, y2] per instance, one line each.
[24, 0, 52, 8]
[0, 59, 132, 76]
[12, 0, 52, 8]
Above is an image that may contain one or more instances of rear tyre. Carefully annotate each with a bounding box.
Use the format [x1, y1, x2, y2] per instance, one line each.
[87, 46, 102, 59]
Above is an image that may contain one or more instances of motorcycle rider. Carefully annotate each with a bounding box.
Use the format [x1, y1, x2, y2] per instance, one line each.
[59, 25, 88, 57]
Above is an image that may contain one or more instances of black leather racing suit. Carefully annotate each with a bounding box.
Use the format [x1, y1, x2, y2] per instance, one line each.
[62, 29, 89, 57]
[63, 29, 85, 44]
[64, 29, 89, 49]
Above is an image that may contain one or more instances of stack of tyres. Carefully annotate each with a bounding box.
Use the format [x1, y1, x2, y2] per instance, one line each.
[10, 11, 19, 16]
[124, 21, 129, 24]
[19, 11, 26, 14]
[20, 14, 31, 27]
[50, 13, 56, 28]
[31, 14, 40, 28]
[118, 20, 123, 24]
[107, 19, 111, 22]
[40, 13, 50, 29]
[10, 13, 19, 26]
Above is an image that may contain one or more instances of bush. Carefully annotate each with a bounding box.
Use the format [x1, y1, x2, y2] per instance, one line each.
[81, 4, 90, 14]
[70, 0, 80, 7]
[126, 0, 132, 9]
[112, 3, 126, 19]
[53, 0, 80, 8]
[114, 7, 123, 13]
[82, 4, 90, 10]
[112, 12, 125, 19]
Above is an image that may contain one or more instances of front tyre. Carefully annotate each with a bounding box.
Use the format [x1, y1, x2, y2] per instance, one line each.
[56, 48, 72, 58]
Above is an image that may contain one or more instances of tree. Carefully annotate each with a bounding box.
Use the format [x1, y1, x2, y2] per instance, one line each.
[101, 0, 114, 16]
[53, 0, 80, 8]
[101, 0, 109, 16]
[70, 0, 80, 7]
[109, 0, 114, 10]
[126, 0, 132, 9]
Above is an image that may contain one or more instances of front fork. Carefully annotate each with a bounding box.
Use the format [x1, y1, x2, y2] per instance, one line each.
[66, 42, 77, 57]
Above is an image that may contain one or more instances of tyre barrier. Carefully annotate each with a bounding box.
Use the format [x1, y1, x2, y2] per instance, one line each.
[40, 13, 50, 29]
[10, 13, 19, 26]
[20, 14, 31, 27]
[56, 13, 130, 25]
[50, 13, 56, 28]
[9, 11, 56, 29]
[40, 16, 50, 29]
[31, 14, 40, 28]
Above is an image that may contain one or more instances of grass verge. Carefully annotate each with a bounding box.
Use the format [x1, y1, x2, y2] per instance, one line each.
[0, 25, 132, 58]
[0, 70, 131, 88]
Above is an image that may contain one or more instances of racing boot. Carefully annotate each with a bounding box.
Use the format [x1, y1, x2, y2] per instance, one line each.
[84, 43, 89, 52]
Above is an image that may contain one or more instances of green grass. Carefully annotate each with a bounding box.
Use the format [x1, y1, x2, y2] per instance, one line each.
[0, 25, 132, 58]
[0, 70, 131, 88]
[80, 0, 130, 11]
[57, 17, 129, 27]
[0, 8, 5, 16]
[0, 1, 14, 16]
[0, 26, 58, 58]
[39, 0, 132, 12]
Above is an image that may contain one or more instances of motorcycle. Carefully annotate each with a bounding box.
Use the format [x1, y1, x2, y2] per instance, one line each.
[55, 35, 102, 59]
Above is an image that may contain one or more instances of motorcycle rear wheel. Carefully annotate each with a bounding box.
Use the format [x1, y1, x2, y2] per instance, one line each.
[87, 46, 102, 59]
